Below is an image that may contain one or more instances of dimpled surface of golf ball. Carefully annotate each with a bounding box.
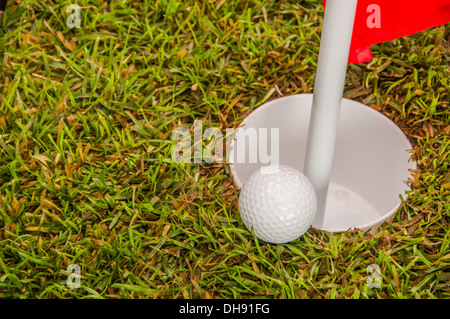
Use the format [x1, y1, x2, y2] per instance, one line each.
[239, 165, 317, 244]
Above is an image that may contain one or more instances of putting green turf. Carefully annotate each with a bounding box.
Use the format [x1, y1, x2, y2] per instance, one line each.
[0, 0, 449, 299]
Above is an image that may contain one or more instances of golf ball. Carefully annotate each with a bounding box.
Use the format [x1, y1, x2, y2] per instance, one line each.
[238, 165, 317, 244]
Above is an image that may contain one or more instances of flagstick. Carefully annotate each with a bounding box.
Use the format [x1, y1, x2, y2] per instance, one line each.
[304, 0, 358, 227]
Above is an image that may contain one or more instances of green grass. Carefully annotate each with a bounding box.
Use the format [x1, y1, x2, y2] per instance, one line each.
[0, 0, 449, 299]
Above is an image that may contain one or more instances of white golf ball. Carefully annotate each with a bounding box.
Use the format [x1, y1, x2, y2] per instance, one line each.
[238, 165, 317, 244]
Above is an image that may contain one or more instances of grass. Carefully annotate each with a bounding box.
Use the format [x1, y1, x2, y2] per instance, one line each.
[0, 0, 449, 299]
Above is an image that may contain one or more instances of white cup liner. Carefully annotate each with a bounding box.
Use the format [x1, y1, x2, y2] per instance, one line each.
[229, 94, 416, 234]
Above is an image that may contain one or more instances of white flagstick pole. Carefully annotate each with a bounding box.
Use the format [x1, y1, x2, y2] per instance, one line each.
[304, 0, 358, 227]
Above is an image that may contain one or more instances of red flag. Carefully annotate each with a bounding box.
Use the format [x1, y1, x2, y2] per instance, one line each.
[324, 0, 450, 63]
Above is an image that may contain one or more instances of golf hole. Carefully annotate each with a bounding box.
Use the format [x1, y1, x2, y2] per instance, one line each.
[230, 94, 416, 234]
